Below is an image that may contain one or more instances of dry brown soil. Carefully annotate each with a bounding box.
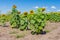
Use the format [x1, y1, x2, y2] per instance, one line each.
[0, 22, 60, 40]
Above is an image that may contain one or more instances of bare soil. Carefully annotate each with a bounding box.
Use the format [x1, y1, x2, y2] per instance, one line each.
[0, 22, 60, 40]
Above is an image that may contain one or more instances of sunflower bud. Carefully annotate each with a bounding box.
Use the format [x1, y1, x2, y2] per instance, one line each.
[30, 10, 34, 14]
[24, 12, 28, 16]
[18, 11, 21, 14]
[13, 5, 17, 8]
[41, 8, 45, 12]
[2, 14, 6, 16]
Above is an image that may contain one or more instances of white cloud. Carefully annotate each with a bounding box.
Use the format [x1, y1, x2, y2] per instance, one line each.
[34, 6, 39, 8]
[42, 6, 47, 8]
[47, 10, 50, 11]
[57, 10, 60, 11]
[51, 6, 56, 9]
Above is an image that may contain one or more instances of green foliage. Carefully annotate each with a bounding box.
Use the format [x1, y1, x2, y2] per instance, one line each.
[47, 12, 60, 22]
[0, 5, 60, 35]
[19, 13, 28, 30]
[30, 8, 46, 34]
[0, 14, 7, 26]
[10, 5, 20, 28]
[0, 7, 47, 34]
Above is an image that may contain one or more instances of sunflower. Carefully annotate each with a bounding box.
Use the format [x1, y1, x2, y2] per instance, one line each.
[18, 11, 21, 14]
[23, 12, 28, 16]
[2, 14, 6, 16]
[30, 10, 34, 14]
[41, 8, 45, 12]
[13, 5, 17, 8]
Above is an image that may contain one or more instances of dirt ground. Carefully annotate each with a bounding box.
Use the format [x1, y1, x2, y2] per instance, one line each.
[0, 22, 60, 40]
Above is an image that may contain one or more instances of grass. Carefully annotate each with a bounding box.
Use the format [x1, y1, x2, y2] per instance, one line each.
[45, 30, 50, 33]
[9, 31, 17, 34]
[15, 34, 25, 38]
[9, 31, 25, 38]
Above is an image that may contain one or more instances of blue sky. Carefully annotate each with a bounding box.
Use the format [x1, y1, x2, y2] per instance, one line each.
[0, 0, 60, 13]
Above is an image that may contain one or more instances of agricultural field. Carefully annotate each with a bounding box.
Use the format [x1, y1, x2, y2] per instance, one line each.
[0, 5, 60, 40]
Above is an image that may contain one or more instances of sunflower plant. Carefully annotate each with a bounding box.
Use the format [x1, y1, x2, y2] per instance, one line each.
[19, 12, 28, 31]
[0, 14, 7, 26]
[10, 5, 20, 28]
[31, 8, 46, 34]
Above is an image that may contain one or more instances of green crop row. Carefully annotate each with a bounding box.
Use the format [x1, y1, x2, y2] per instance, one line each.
[0, 5, 60, 35]
[9, 5, 46, 34]
[47, 12, 60, 22]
